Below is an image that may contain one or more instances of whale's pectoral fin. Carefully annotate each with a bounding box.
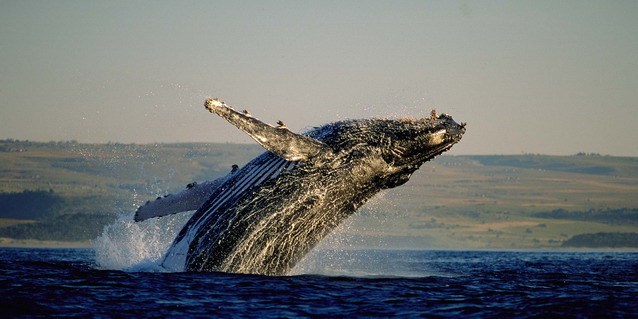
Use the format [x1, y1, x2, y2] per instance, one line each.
[205, 98, 331, 161]
[134, 168, 235, 222]
[134, 180, 216, 222]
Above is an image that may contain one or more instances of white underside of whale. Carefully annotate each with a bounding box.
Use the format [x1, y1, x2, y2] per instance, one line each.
[161, 153, 300, 271]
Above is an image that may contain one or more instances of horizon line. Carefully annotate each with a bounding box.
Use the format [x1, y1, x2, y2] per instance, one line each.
[1, 138, 634, 158]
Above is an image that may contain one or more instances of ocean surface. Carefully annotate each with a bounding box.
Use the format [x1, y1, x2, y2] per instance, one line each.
[1, 247, 637, 318]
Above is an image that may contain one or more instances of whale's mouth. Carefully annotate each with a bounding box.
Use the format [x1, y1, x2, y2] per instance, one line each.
[407, 122, 465, 166]
[446, 121, 466, 138]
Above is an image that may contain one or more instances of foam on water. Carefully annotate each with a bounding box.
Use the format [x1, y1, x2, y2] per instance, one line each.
[93, 212, 192, 272]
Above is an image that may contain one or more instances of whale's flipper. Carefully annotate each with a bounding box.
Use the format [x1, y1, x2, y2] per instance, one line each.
[205, 98, 331, 162]
[134, 175, 231, 222]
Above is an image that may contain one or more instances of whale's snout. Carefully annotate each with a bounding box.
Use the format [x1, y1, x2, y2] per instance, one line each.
[446, 120, 466, 143]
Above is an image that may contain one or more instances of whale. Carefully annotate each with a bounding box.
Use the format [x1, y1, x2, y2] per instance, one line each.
[134, 98, 466, 275]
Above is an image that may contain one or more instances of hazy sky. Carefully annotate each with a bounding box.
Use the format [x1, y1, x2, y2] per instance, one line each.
[1, 1, 637, 156]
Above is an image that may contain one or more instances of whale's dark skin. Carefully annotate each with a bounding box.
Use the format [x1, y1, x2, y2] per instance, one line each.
[143, 98, 465, 275]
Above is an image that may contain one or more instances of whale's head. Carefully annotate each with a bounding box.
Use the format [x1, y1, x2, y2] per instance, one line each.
[371, 112, 465, 187]
[311, 111, 465, 188]
[382, 113, 465, 168]
[304, 110, 465, 186]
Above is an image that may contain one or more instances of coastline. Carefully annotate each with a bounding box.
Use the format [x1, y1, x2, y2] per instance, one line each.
[0, 237, 92, 248]
[0, 237, 634, 251]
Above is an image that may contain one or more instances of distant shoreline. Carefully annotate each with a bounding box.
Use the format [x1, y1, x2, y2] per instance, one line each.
[0, 237, 92, 248]
[0, 237, 635, 251]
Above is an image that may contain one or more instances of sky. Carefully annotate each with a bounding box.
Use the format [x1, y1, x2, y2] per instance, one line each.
[1, 1, 637, 156]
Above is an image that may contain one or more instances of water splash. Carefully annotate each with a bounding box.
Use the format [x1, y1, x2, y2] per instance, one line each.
[290, 191, 438, 278]
[93, 212, 192, 272]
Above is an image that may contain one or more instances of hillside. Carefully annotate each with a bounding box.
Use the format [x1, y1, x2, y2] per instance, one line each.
[1, 139, 637, 249]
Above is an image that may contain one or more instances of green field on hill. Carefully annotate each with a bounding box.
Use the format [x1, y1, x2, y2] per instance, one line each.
[1, 139, 637, 249]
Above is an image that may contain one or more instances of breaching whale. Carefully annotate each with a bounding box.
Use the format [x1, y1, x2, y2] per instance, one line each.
[134, 98, 465, 275]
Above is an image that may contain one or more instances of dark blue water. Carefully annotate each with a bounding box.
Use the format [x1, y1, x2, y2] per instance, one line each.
[1, 248, 636, 318]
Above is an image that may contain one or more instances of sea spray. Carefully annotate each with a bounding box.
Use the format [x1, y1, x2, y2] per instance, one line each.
[291, 192, 391, 276]
[289, 219, 360, 276]
[289, 190, 435, 278]
[93, 212, 192, 271]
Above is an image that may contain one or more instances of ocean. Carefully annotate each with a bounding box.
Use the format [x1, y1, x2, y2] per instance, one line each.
[1, 247, 636, 318]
